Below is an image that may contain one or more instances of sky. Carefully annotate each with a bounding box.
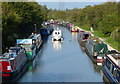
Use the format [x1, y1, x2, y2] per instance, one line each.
[39, 2, 104, 10]
[37, 0, 119, 10]
[36, 0, 119, 2]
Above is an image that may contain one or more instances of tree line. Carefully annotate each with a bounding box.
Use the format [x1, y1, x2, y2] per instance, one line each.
[48, 2, 120, 40]
[2, 2, 48, 53]
[48, 2, 120, 43]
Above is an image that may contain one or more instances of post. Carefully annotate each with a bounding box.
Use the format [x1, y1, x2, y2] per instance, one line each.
[34, 24, 37, 33]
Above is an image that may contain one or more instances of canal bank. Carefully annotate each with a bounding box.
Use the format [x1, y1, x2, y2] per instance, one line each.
[76, 26, 119, 52]
[18, 25, 103, 82]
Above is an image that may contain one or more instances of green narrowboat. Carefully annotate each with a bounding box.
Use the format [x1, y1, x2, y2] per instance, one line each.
[16, 33, 42, 61]
[85, 35, 108, 66]
[16, 39, 36, 61]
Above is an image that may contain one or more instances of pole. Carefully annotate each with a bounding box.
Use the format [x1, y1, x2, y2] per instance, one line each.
[34, 24, 36, 33]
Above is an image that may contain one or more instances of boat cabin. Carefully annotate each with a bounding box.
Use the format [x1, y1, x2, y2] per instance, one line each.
[104, 53, 120, 83]
[53, 29, 62, 37]
[79, 32, 90, 41]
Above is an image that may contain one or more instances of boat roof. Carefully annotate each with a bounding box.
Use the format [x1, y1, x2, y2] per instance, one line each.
[9, 46, 21, 51]
[107, 53, 120, 67]
[111, 54, 120, 59]
[88, 36, 102, 44]
[0, 46, 23, 61]
[54, 29, 61, 32]
[32, 34, 40, 39]
[28, 34, 40, 39]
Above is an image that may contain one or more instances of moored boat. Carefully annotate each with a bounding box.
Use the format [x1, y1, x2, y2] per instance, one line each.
[40, 28, 50, 36]
[85, 36, 108, 66]
[29, 33, 42, 51]
[0, 46, 28, 80]
[102, 53, 120, 83]
[67, 23, 73, 29]
[71, 26, 79, 32]
[52, 28, 63, 41]
[17, 33, 42, 61]
[78, 31, 90, 47]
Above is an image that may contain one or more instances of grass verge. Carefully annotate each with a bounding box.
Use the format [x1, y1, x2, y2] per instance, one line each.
[78, 26, 120, 52]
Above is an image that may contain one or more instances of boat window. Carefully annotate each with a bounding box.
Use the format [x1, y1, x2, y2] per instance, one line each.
[106, 59, 111, 70]
[113, 67, 117, 77]
[32, 40, 36, 45]
[111, 65, 115, 74]
[110, 64, 113, 73]
[116, 69, 120, 82]
[55, 32, 57, 34]
[84, 34, 89, 39]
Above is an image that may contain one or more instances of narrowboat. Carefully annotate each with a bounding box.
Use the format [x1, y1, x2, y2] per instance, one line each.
[40, 28, 53, 36]
[29, 33, 42, 50]
[67, 23, 73, 29]
[17, 33, 42, 61]
[102, 53, 120, 83]
[71, 26, 79, 32]
[0, 46, 28, 79]
[40, 28, 50, 36]
[52, 28, 63, 41]
[28, 55, 38, 71]
[85, 36, 108, 66]
[78, 31, 90, 47]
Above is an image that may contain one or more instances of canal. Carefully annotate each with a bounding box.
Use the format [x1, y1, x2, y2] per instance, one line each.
[19, 25, 104, 82]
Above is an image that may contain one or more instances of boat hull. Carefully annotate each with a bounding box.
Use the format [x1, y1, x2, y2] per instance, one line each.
[102, 66, 118, 83]
[2, 57, 28, 80]
[78, 39, 87, 47]
[85, 45, 104, 65]
[26, 47, 36, 61]
[71, 30, 79, 32]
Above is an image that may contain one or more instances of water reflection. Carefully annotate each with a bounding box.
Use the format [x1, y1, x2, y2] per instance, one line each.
[52, 41, 62, 51]
[71, 32, 78, 40]
[41, 35, 49, 42]
[28, 55, 38, 72]
[17, 25, 104, 82]
[93, 64, 102, 73]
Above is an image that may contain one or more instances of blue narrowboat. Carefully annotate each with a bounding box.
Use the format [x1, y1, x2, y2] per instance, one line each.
[40, 28, 50, 36]
[102, 53, 120, 83]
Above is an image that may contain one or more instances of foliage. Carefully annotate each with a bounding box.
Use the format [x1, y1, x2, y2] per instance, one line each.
[2, 2, 48, 53]
[48, 2, 120, 51]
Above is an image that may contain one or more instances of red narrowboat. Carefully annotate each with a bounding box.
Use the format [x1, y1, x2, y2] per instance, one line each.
[0, 46, 28, 80]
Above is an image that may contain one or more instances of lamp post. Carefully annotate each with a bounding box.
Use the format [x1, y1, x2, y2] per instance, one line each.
[34, 24, 37, 33]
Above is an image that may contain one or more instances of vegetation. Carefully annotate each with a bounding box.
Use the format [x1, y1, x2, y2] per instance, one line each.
[2, 2, 120, 52]
[2, 2, 48, 53]
[48, 2, 120, 51]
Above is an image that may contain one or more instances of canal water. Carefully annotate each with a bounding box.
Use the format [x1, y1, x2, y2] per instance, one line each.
[19, 25, 104, 82]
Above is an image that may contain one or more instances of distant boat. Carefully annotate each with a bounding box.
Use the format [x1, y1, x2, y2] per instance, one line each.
[102, 53, 120, 83]
[85, 36, 108, 66]
[71, 26, 79, 32]
[67, 23, 73, 29]
[40, 28, 50, 36]
[52, 28, 63, 41]
[0, 46, 28, 79]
